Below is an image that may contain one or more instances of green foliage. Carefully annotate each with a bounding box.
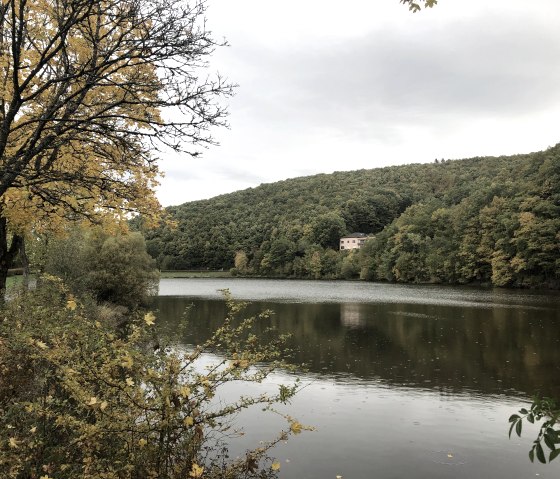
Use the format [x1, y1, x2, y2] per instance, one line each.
[509, 398, 560, 463]
[400, 0, 438, 13]
[142, 169, 411, 275]
[264, 238, 296, 271]
[0, 279, 302, 478]
[143, 145, 560, 288]
[308, 213, 347, 249]
[340, 252, 361, 279]
[43, 227, 159, 309]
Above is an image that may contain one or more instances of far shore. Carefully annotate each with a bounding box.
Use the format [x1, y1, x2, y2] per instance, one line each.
[159, 270, 232, 279]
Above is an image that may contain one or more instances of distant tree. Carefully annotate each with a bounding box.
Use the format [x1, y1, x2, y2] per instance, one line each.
[308, 213, 347, 249]
[342, 194, 402, 234]
[234, 250, 249, 273]
[342, 199, 376, 233]
[340, 252, 360, 279]
[321, 249, 340, 279]
[307, 251, 322, 280]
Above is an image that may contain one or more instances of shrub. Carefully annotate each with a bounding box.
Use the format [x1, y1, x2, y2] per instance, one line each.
[43, 228, 159, 309]
[0, 279, 303, 478]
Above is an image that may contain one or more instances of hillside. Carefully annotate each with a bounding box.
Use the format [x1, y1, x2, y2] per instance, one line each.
[141, 145, 560, 288]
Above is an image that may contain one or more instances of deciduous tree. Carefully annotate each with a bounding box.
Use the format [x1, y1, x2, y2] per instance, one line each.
[0, 0, 233, 293]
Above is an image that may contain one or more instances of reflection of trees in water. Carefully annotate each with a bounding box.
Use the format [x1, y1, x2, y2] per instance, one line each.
[153, 297, 560, 399]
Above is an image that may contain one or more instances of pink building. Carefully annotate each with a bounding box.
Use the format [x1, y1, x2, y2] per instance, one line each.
[339, 233, 372, 251]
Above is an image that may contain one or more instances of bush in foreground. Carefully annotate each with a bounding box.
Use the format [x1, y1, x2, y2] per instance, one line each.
[0, 278, 303, 478]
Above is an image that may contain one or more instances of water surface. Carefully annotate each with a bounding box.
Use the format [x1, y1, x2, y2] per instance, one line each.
[154, 279, 560, 478]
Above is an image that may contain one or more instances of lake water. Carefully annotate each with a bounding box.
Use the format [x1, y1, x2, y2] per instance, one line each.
[154, 278, 560, 478]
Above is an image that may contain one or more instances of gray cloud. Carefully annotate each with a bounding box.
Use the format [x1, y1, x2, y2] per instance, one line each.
[158, 1, 560, 205]
[222, 12, 560, 140]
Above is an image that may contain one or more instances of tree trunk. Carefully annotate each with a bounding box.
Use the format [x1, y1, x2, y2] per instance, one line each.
[20, 237, 30, 289]
[0, 216, 23, 302]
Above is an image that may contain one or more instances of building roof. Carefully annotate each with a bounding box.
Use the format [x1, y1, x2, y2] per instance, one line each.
[341, 232, 368, 239]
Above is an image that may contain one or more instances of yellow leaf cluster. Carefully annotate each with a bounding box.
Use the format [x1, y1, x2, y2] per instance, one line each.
[189, 463, 204, 478]
[143, 312, 156, 326]
[0, 0, 164, 238]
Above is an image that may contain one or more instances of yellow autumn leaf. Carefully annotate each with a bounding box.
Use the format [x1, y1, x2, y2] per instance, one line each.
[88, 397, 98, 406]
[189, 463, 204, 478]
[121, 354, 134, 369]
[66, 299, 77, 311]
[125, 377, 134, 387]
[9, 437, 18, 448]
[36, 340, 48, 349]
[271, 461, 281, 471]
[100, 401, 108, 411]
[138, 438, 147, 448]
[289, 421, 303, 435]
[143, 312, 156, 326]
[179, 386, 191, 398]
[30, 426, 37, 434]
[184, 416, 194, 426]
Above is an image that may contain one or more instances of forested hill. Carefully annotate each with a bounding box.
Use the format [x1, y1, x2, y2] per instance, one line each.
[142, 144, 560, 288]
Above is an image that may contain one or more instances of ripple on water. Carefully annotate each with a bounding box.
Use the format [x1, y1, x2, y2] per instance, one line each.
[158, 278, 560, 310]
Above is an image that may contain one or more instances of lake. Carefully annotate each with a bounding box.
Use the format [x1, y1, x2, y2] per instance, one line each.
[154, 278, 560, 478]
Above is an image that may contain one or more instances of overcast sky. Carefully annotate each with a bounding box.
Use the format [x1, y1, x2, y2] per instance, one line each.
[156, 0, 560, 206]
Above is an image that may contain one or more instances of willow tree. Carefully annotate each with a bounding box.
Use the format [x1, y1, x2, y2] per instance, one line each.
[0, 0, 232, 293]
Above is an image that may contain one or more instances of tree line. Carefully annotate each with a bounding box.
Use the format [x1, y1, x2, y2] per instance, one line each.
[142, 145, 560, 288]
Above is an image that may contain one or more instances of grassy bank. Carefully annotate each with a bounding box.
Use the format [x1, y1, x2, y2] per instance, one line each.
[160, 270, 232, 279]
[6, 274, 34, 289]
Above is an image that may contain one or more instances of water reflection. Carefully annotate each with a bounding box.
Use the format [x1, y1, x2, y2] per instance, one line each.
[152, 280, 560, 478]
[153, 296, 560, 400]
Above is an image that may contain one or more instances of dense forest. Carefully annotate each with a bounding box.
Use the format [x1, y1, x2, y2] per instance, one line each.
[141, 145, 560, 288]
